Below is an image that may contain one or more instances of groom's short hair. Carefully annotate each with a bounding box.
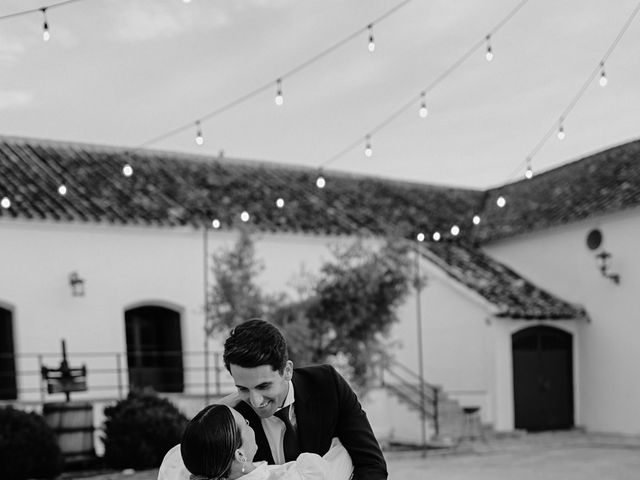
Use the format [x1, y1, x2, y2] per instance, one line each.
[223, 319, 289, 373]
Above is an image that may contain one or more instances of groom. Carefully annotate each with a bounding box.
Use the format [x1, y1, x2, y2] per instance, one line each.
[223, 319, 387, 480]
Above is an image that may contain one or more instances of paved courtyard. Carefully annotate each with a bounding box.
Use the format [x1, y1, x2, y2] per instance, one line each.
[79, 431, 640, 480]
[387, 431, 640, 480]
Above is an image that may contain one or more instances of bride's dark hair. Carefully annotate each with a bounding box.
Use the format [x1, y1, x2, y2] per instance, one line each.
[181, 404, 242, 480]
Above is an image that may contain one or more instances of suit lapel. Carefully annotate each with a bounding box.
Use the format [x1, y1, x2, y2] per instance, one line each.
[292, 370, 318, 454]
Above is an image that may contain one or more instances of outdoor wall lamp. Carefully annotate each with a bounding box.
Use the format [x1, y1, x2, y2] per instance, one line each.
[69, 271, 86, 296]
[586, 229, 620, 285]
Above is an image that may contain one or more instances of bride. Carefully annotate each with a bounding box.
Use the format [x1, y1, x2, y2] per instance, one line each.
[158, 404, 353, 480]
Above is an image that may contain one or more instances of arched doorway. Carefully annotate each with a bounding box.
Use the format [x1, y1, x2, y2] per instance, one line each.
[0, 306, 17, 400]
[512, 325, 574, 431]
[124, 305, 184, 393]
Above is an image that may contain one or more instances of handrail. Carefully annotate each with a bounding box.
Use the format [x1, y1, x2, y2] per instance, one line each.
[375, 354, 441, 435]
[0, 349, 233, 402]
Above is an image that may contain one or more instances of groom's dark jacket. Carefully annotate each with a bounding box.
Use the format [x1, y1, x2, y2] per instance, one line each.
[235, 364, 388, 480]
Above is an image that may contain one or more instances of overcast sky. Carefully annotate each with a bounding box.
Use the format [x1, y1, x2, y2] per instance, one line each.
[1, 0, 639, 189]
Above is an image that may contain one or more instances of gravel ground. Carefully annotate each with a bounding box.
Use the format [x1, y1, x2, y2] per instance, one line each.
[66, 431, 640, 480]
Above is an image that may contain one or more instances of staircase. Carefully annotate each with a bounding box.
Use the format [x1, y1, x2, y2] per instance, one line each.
[377, 356, 488, 444]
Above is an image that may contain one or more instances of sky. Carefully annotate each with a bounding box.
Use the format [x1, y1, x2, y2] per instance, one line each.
[1, 0, 639, 190]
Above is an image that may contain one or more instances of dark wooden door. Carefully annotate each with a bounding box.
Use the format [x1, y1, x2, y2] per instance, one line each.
[512, 326, 574, 431]
[0, 307, 17, 400]
[125, 306, 184, 392]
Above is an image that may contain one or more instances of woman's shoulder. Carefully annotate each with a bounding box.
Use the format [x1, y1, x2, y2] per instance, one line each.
[157, 445, 190, 480]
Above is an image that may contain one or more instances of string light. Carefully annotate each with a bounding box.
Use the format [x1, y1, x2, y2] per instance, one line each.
[418, 92, 428, 118]
[316, 174, 326, 189]
[212, 218, 221, 229]
[58, 184, 67, 196]
[122, 163, 133, 177]
[367, 24, 375, 52]
[450, 225, 460, 236]
[195, 121, 204, 145]
[41, 8, 50, 42]
[472, 215, 481, 225]
[276, 198, 285, 208]
[275, 79, 284, 106]
[496, 196, 506, 208]
[599, 62, 608, 86]
[485, 34, 493, 61]
[1, 196, 10, 209]
[432, 231, 441, 242]
[524, 157, 533, 179]
[557, 121, 566, 140]
[364, 135, 373, 157]
[240, 210, 250, 222]
[416, 232, 425, 242]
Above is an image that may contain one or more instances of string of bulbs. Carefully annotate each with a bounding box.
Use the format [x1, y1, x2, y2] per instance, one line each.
[503, 0, 640, 185]
[1, 0, 639, 245]
[0, 0, 88, 42]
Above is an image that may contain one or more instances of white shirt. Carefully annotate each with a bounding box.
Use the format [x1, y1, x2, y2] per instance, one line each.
[157, 438, 353, 480]
[261, 380, 296, 465]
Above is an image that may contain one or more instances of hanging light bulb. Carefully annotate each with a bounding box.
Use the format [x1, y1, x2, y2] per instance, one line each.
[367, 24, 375, 52]
[275, 79, 284, 106]
[432, 231, 441, 242]
[524, 166, 533, 180]
[364, 135, 373, 157]
[418, 92, 428, 118]
[276, 198, 285, 208]
[450, 225, 460, 236]
[524, 157, 533, 179]
[485, 34, 493, 61]
[58, 184, 67, 196]
[472, 215, 481, 225]
[41, 8, 50, 42]
[525, 166, 533, 179]
[122, 163, 134, 177]
[240, 211, 250, 222]
[316, 174, 326, 189]
[195, 121, 204, 145]
[183, 0, 192, 3]
[599, 62, 608, 87]
[496, 196, 506, 208]
[212, 218, 221, 229]
[416, 232, 425, 242]
[1, 196, 11, 209]
[557, 122, 565, 140]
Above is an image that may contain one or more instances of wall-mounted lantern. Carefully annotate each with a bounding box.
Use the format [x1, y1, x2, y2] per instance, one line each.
[69, 271, 86, 296]
[586, 229, 620, 285]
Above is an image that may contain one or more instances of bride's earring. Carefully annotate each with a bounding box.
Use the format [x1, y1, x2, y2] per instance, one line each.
[241, 460, 246, 474]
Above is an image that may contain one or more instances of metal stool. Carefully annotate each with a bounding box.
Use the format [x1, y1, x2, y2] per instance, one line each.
[459, 406, 485, 442]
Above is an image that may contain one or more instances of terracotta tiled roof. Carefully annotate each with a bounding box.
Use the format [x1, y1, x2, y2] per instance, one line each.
[0, 135, 590, 320]
[420, 242, 586, 320]
[475, 139, 640, 243]
[0, 136, 482, 236]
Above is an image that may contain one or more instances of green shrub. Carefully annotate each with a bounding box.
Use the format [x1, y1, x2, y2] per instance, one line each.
[102, 389, 188, 469]
[0, 406, 63, 480]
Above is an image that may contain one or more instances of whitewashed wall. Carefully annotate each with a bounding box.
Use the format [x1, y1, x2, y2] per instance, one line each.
[391, 258, 499, 429]
[483, 206, 640, 435]
[1, 218, 510, 444]
[0, 220, 347, 402]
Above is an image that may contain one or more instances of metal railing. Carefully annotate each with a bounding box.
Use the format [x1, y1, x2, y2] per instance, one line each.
[0, 350, 236, 404]
[376, 354, 441, 437]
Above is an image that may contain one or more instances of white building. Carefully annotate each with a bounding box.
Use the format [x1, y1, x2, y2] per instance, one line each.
[0, 135, 637, 443]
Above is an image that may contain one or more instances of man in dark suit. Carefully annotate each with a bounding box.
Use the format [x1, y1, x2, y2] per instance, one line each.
[224, 319, 388, 480]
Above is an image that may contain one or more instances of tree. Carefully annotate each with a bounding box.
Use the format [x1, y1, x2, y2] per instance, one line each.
[272, 239, 415, 390]
[207, 229, 416, 391]
[206, 228, 266, 336]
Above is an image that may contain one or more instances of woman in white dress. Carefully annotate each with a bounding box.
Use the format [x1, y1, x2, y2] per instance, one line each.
[158, 404, 353, 480]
